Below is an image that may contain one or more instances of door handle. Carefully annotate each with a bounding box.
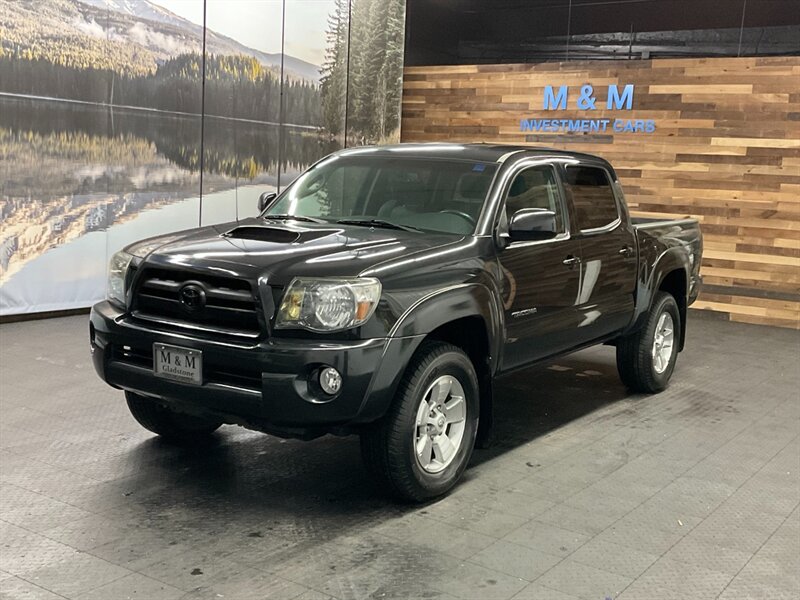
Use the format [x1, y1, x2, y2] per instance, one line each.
[619, 246, 633, 257]
[562, 255, 581, 267]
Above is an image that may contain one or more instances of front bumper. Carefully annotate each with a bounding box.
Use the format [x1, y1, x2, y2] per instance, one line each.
[89, 301, 423, 436]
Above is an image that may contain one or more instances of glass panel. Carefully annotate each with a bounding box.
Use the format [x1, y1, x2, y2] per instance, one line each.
[568, 0, 747, 60]
[280, 0, 346, 191]
[0, 98, 111, 313]
[506, 168, 564, 233]
[347, 0, 407, 141]
[202, 0, 285, 226]
[103, 0, 203, 293]
[565, 166, 619, 231]
[404, 0, 569, 65]
[404, 0, 799, 64]
[0, 0, 206, 314]
[0, 0, 109, 313]
[740, 0, 800, 56]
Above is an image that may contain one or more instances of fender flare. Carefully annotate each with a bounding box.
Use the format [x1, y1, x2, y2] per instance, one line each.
[388, 283, 504, 371]
[628, 247, 690, 347]
[355, 283, 504, 424]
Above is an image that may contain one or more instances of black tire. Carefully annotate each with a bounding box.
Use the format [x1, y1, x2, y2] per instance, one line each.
[125, 392, 222, 443]
[616, 291, 681, 393]
[360, 341, 479, 502]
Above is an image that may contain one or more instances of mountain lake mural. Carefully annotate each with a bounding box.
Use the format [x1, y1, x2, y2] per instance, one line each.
[0, 0, 405, 315]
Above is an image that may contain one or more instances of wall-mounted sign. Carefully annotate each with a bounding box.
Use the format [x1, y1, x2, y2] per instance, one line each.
[520, 83, 656, 134]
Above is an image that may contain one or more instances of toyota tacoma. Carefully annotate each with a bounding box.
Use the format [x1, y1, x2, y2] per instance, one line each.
[90, 144, 703, 501]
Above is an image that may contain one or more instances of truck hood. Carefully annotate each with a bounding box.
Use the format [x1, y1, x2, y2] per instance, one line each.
[130, 217, 464, 285]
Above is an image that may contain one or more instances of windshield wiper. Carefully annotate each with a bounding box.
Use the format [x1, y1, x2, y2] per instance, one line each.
[336, 218, 422, 233]
[262, 214, 327, 224]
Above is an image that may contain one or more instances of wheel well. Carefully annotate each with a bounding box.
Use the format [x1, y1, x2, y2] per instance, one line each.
[658, 268, 687, 350]
[426, 316, 493, 446]
[427, 317, 489, 372]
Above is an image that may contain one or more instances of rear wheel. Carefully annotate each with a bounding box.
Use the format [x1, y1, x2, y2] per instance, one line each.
[360, 341, 479, 502]
[125, 392, 222, 443]
[616, 291, 681, 393]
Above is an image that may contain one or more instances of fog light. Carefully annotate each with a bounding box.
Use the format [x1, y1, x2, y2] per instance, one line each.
[319, 367, 342, 395]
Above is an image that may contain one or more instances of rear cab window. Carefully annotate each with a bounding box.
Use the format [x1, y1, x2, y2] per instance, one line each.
[564, 165, 621, 232]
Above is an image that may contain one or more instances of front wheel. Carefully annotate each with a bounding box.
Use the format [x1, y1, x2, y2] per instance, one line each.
[360, 341, 479, 502]
[616, 291, 681, 393]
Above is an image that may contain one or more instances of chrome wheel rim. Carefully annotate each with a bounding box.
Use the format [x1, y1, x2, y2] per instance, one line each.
[652, 312, 675, 374]
[414, 375, 467, 474]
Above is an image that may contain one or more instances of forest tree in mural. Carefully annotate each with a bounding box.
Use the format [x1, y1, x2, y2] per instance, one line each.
[320, 0, 406, 142]
[0, 50, 321, 126]
[320, 0, 350, 138]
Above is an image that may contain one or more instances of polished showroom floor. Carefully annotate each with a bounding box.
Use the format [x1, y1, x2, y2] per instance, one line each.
[0, 313, 798, 600]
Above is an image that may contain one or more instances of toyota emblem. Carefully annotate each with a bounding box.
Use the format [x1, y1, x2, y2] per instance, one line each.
[179, 283, 206, 311]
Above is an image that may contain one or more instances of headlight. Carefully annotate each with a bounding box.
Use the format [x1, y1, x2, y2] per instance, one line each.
[107, 250, 134, 307]
[276, 277, 381, 332]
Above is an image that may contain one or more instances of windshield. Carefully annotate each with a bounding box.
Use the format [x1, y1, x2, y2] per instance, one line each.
[264, 155, 498, 235]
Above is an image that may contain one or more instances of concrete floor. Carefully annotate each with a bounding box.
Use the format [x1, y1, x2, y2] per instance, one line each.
[0, 312, 798, 600]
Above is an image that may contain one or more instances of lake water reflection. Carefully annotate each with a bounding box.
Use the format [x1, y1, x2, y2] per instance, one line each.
[0, 97, 338, 314]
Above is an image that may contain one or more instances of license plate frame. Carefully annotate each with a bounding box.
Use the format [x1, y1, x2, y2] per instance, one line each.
[153, 343, 202, 385]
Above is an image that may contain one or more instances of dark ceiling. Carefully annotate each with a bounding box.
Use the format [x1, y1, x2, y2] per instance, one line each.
[405, 0, 800, 65]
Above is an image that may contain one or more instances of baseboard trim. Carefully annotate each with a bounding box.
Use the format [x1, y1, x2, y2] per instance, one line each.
[0, 307, 91, 324]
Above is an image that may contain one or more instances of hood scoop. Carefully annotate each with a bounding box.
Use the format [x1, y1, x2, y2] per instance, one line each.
[223, 226, 300, 243]
[222, 225, 339, 245]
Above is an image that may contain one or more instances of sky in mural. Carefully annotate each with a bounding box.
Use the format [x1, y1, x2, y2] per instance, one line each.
[155, 0, 331, 66]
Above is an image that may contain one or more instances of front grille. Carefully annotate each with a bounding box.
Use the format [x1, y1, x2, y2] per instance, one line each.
[112, 344, 151, 369]
[131, 268, 261, 339]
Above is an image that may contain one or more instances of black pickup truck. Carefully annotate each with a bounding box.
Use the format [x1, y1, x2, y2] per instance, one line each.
[90, 144, 702, 501]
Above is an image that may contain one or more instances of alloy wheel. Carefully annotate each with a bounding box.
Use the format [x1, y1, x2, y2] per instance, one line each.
[413, 375, 467, 473]
[652, 312, 675, 374]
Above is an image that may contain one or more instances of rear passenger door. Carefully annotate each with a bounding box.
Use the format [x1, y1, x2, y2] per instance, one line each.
[564, 164, 637, 340]
[497, 163, 583, 371]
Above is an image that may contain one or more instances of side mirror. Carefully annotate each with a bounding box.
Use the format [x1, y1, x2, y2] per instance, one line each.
[509, 208, 558, 241]
[258, 191, 277, 212]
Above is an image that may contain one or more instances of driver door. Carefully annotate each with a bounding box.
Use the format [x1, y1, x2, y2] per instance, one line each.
[497, 164, 583, 371]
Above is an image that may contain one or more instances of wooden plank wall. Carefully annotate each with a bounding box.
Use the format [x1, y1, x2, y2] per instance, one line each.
[401, 57, 800, 328]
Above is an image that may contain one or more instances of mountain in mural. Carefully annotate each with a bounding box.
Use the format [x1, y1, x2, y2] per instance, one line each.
[0, 0, 321, 81]
[0, 0, 323, 126]
[80, 0, 204, 31]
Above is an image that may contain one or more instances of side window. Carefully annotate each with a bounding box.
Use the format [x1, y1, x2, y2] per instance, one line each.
[505, 166, 564, 233]
[565, 166, 620, 231]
